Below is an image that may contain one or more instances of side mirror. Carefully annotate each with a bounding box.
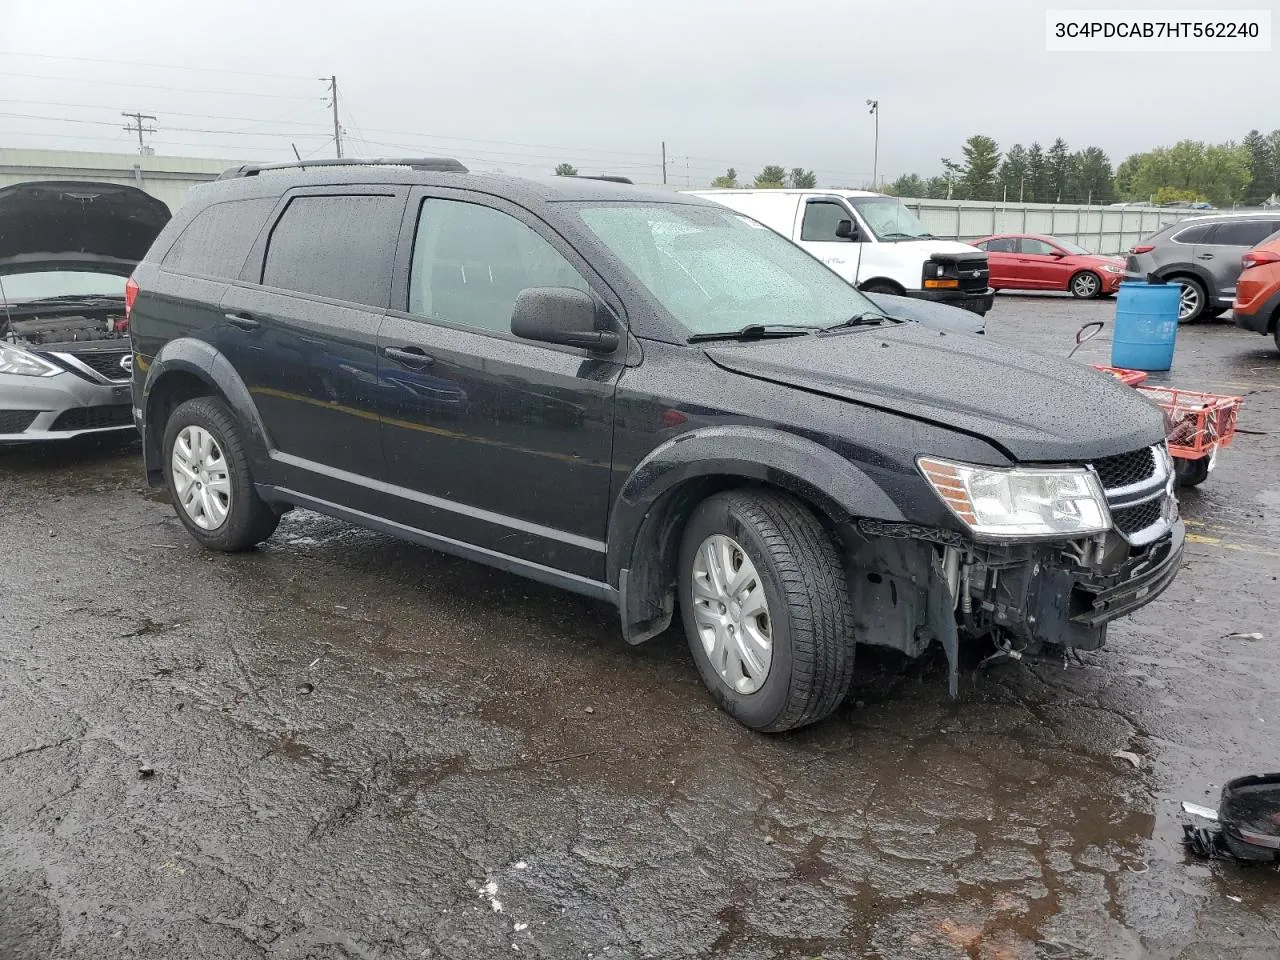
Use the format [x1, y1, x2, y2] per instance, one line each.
[835, 219, 860, 241]
[511, 287, 620, 352]
[1050, 250, 1067, 258]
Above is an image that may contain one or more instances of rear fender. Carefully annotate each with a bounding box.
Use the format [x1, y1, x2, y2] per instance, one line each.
[141, 337, 272, 483]
[608, 426, 905, 644]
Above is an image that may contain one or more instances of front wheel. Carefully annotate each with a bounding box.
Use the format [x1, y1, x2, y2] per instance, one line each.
[678, 490, 855, 733]
[163, 396, 280, 551]
[1174, 456, 1210, 488]
[1070, 271, 1102, 299]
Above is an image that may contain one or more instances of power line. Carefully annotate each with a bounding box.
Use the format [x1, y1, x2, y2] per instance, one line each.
[0, 50, 315, 81]
[0, 70, 318, 100]
[0, 97, 333, 128]
[0, 111, 329, 138]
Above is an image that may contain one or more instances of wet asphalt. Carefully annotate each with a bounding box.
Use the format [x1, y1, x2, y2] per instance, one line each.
[2, 295, 1278, 960]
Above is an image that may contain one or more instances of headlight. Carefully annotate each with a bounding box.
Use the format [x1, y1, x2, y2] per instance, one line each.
[1100, 264, 1122, 274]
[919, 457, 1111, 539]
[0, 343, 61, 377]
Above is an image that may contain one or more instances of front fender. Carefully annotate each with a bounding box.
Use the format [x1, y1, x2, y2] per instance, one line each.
[607, 425, 905, 644]
[140, 337, 273, 480]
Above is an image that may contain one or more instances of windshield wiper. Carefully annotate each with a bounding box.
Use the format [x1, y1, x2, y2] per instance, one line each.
[878, 231, 932, 241]
[819, 312, 898, 333]
[6, 294, 124, 307]
[687, 324, 818, 343]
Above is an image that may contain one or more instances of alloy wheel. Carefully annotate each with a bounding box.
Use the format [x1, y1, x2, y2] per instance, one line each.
[690, 534, 773, 694]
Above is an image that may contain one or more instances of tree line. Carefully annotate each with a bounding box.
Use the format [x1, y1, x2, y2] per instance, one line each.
[879, 130, 1280, 206]
[555, 129, 1280, 206]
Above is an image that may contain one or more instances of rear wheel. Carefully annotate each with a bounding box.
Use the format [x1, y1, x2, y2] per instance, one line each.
[163, 396, 280, 551]
[678, 490, 855, 733]
[1069, 271, 1102, 298]
[1175, 276, 1208, 324]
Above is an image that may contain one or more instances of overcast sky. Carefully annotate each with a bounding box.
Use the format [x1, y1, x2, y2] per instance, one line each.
[1, 0, 1276, 186]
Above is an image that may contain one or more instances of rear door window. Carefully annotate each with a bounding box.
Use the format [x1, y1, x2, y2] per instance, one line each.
[161, 198, 275, 279]
[984, 238, 1017, 253]
[1210, 220, 1280, 248]
[261, 194, 403, 307]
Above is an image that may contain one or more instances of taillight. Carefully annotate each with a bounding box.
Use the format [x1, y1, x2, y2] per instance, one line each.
[1132, 244, 1154, 254]
[1243, 250, 1280, 269]
[120, 275, 139, 334]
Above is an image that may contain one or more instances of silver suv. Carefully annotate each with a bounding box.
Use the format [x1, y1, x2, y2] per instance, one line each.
[1125, 212, 1280, 323]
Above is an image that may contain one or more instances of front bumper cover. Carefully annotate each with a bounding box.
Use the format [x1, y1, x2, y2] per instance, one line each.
[0, 370, 135, 442]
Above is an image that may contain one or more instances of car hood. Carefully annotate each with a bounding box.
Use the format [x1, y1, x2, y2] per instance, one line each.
[704, 323, 1165, 462]
[864, 291, 985, 335]
[1077, 254, 1126, 268]
[0, 180, 171, 277]
[893, 238, 983, 256]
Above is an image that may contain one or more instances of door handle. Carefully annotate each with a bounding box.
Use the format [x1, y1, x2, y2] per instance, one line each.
[384, 346, 435, 369]
[224, 312, 261, 331]
[1197, 253, 1214, 260]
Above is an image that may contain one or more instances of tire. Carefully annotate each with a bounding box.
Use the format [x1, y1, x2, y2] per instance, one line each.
[1174, 276, 1208, 324]
[162, 396, 280, 551]
[677, 490, 855, 733]
[1174, 456, 1210, 488]
[860, 280, 902, 296]
[1069, 271, 1103, 299]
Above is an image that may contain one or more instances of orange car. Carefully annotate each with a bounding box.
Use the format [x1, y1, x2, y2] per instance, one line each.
[1233, 230, 1280, 349]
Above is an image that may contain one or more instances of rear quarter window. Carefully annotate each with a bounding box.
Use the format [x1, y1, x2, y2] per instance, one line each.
[261, 194, 403, 308]
[161, 197, 275, 279]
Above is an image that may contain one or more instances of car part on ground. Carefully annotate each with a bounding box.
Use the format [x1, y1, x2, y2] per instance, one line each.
[131, 160, 1181, 732]
[0, 180, 169, 443]
[1125, 213, 1280, 323]
[1231, 230, 1280, 348]
[1182, 774, 1280, 863]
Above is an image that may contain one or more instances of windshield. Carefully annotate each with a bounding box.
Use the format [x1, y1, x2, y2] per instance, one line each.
[1053, 238, 1092, 255]
[847, 197, 932, 240]
[576, 203, 879, 337]
[0, 271, 127, 304]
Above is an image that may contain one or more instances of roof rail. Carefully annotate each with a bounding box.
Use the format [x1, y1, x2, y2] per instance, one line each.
[217, 157, 468, 180]
[576, 175, 634, 184]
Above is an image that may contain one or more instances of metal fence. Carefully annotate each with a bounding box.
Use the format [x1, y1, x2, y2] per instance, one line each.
[898, 199, 1206, 254]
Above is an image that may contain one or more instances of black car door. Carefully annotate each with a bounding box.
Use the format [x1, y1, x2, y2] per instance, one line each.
[218, 188, 407, 507]
[376, 189, 625, 583]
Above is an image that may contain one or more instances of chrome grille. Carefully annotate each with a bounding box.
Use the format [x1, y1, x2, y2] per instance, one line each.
[43, 348, 130, 384]
[1093, 447, 1156, 489]
[1091, 444, 1173, 545]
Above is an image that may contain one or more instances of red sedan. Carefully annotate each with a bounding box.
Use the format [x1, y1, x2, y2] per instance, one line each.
[972, 234, 1126, 298]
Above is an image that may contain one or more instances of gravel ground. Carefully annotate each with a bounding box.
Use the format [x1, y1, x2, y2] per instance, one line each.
[2, 293, 1278, 960]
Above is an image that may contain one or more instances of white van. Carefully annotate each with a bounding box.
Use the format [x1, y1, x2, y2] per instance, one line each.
[688, 189, 994, 315]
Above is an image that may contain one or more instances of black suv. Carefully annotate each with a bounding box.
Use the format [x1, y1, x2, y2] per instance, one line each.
[130, 159, 1183, 732]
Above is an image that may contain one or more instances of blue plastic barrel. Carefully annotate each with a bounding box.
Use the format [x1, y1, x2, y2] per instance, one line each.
[1111, 281, 1180, 371]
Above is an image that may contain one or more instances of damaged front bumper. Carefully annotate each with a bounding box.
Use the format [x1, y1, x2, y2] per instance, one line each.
[845, 514, 1185, 693]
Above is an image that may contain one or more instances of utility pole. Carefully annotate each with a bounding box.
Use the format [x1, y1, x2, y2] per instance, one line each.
[866, 100, 879, 189]
[322, 76, 343, 158]
[661, 141, 667, 185]
[121, 111, 157, 155]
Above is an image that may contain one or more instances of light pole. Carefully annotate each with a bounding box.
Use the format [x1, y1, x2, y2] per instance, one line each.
[866, 100, 879, 189]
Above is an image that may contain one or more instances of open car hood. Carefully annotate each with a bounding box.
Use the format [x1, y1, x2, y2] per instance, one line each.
[0, 180, 171, 278]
